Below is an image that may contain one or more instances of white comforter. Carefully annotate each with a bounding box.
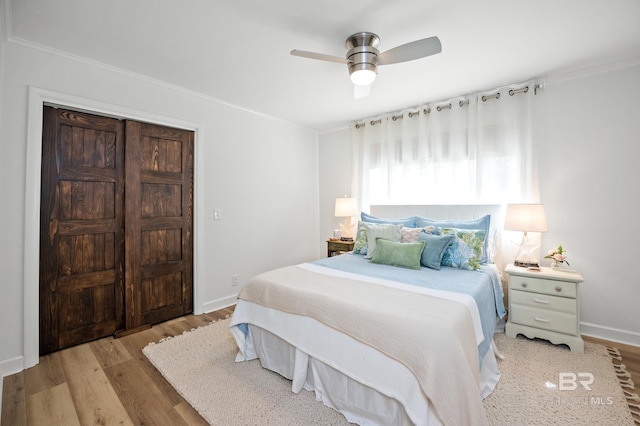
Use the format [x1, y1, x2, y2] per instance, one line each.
[230, 263, 495, 425]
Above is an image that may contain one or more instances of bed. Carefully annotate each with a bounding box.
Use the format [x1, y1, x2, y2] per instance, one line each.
[229, 206, 507, 425]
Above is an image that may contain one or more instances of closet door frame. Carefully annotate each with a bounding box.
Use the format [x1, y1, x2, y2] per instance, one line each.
[22, 87, 206, 369]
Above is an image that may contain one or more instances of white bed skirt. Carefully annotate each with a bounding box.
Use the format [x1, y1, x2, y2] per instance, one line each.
[230, 301, 500, 426]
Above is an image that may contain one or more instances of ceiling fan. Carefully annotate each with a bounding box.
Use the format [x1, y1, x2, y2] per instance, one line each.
[291, 32, 442, 99]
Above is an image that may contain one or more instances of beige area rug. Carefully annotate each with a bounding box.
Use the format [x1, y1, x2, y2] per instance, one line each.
[143, 319, 637, 425]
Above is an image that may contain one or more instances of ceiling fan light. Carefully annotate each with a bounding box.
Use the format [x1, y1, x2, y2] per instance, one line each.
[350, 69, 376, 86]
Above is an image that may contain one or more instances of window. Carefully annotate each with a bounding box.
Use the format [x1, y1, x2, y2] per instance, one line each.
[352, 85, 538, 211]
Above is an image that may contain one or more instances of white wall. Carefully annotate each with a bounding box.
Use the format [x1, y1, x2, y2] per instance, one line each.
[318, 126, 352, 248]
[535, 61, 640, 345]
[319, 61, 640, 346]
[0, 40, 320, 376]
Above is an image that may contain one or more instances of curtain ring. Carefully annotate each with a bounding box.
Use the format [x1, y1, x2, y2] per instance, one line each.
[481, 92, 500, 102]
[509, 87, 529, 96]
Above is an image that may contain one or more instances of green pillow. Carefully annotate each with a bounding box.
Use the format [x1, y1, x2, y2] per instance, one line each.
[370, 238, 425, 270]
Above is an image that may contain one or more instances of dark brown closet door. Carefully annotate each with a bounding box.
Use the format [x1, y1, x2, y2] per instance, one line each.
[40, 107, 126, 354]
[40, 107, 194, 355]
[124, 121, 193, 329]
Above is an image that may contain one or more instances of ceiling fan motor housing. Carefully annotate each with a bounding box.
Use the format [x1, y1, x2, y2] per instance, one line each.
[345, 32, 380, 78]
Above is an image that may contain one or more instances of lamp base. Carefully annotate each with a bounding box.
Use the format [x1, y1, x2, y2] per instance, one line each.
[514, 260, 540, 268]
[339, 217, 356, 240]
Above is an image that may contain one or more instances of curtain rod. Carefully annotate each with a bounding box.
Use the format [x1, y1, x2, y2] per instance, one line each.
[354, 82, 544, 128]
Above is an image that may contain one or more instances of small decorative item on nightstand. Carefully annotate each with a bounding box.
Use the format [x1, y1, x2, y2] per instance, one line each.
[505, 263, 585, 353]
[544, 244, 569, 271]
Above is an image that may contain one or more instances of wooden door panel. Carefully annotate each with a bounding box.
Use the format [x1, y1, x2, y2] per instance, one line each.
[141, 229, 182, 265]
[40, 107, 125, 355]
[59, 181, 116, 220]
[141, 184, 183, 217]
[125, 121, 193, 329]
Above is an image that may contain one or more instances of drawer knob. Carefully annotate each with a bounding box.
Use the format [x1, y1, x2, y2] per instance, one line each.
[555, 286, 562, 292]
[534, 316, 550, 323]
[534, 298, 549, 304]
[521, 282, 528, 288]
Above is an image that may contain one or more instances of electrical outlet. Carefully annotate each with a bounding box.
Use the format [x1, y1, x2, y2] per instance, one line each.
[231, 274, 239, 286]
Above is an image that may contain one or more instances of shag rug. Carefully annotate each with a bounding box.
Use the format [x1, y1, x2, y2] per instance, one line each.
[143, 319, 638, 425]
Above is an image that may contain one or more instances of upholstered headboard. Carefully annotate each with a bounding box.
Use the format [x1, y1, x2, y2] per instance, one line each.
[370, 204, 513, 269]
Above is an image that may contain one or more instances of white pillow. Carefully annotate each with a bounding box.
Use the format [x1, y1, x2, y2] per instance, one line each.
[364, 223, 403, 259]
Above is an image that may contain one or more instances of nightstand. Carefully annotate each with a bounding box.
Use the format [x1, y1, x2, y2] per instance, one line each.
[327, 240, 354, 257]
[505, 263, 585, 353]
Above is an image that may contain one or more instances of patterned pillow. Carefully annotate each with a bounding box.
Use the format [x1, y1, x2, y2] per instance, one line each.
[415, 215, 491, 264]
[352, 222, 368, 255]
[364, 223, 403, 259]
[440, 228, 487, 271]
[401, 226, 436, 243]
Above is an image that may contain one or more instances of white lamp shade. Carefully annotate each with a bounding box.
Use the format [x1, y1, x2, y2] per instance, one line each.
[504, 204, 548, 233]
[335, 197, 359, 217]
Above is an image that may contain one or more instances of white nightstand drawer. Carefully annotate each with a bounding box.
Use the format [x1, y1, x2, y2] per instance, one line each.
[542, 280, 577, 298]
[510, 304, 578, 335]
[510, 290, 577, 314]
[509, 275, 544, 292]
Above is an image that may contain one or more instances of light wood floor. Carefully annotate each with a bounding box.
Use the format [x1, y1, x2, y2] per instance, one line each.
[2, 307, 234, 426]
[2, 308, 639, 425]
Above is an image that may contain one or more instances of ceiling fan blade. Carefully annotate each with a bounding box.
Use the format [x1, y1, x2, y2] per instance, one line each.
[354, 84, 371, 99]
[290, 49, 349, 64]
[377, 36, 442, 65]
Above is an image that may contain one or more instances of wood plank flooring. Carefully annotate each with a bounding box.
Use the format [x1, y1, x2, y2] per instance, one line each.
[2, 307, 233, 426]
[3, 307, 639, 425]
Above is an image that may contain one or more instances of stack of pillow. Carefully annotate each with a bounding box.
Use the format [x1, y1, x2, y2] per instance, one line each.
[352, 212, 491, 271]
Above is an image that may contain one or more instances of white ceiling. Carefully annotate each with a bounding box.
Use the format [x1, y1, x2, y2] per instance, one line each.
[7, 0, 640, 131]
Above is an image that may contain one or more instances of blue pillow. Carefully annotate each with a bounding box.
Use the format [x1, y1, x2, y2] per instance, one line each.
[418, 233, 455, 270]
[414, 215, 491, 263]
[361, 212, 416, 228]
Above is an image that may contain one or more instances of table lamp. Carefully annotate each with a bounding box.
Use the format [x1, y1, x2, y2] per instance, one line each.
[334, 197, 359, 241]
[504, 203, 548, 267]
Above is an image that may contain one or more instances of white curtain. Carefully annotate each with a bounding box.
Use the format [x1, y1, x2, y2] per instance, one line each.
[352, 82, 539, 213]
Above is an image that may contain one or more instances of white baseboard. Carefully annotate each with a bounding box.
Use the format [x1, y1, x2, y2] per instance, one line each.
[1, 355, 25, 378]
[199, 295, 238, 315]
[580, 321, 640, 347]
